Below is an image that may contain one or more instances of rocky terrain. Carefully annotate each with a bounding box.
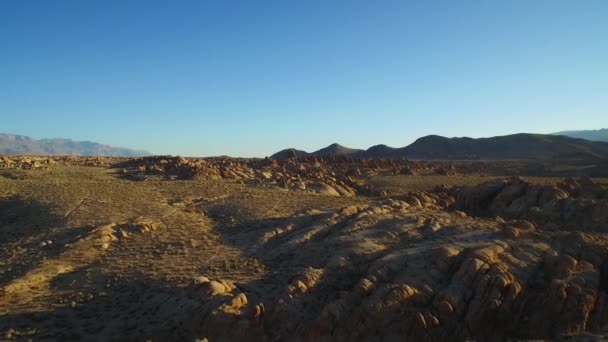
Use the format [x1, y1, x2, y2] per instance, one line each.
[114, 155, 486, 196]
[1, 155, 608, 340]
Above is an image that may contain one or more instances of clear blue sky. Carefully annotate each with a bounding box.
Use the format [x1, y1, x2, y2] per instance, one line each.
[1, 1, 606, 157]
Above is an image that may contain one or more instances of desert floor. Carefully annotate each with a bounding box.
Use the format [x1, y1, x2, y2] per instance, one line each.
[1, 160, 608, 341]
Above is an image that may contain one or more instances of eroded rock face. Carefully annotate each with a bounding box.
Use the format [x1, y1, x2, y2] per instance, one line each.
[88, 218, 162, 250]
[187, 184, 608, 341]
[452, 177, 608, 231]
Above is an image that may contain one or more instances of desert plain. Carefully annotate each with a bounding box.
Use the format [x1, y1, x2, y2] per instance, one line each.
[1, 155, 608, 341]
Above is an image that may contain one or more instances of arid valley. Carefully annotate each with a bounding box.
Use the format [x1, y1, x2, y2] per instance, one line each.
[2, 150, 608, 341]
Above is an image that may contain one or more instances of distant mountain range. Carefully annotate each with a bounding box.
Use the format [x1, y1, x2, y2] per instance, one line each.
[0, 134, 150, 157]
[272, 133, 608, 160]
[4, 131, 607, 160]
[552, 128, 608, 142]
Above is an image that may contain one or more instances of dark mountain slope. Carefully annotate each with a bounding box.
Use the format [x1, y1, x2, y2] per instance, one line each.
[553, 129, 608, 142]
[311, 143, 364, 156]
[401, 133, 608, 159]
[269, 148, 309, 159]
[271, 133, 608, 160]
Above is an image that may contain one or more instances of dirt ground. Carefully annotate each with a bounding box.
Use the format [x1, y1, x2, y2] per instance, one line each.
[0, 165, 365, 340]
[1, 161, 608, 341]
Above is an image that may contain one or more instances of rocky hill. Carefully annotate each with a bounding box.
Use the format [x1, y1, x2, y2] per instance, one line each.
[270, 144, 363, 159]
[269, 148, 309, 159]
[553, 128, 608, 142]
[272, 133, 608, 160]
[311, 143, 364, 156]
[399, 133, 608, 159]
[0, 134, 150, 157]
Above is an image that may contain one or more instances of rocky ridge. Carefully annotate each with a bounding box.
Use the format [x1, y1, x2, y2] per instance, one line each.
[179, 177, 608, 341]
[114, 155, 474, 196]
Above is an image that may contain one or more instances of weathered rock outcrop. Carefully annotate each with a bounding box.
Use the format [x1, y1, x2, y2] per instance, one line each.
[187, 185, 608, 340]
[114, 155, 475, 197]
[452, 177, 608, 231]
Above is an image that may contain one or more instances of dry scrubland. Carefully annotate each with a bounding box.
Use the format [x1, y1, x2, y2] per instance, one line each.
[1, 155, 608, 341]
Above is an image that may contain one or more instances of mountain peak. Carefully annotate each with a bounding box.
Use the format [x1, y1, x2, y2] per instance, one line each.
[312, 143, 363, 156]
[269, 148, 309, 159]
[0, 133, 151, 157]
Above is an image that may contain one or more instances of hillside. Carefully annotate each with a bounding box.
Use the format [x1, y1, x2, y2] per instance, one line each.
[0, 134, 150, 157]
[553, 128, 608, 142]
[311, 143, 364, 156]
[272, 133, 608, 160]
[363, 144, 402, 158]
[270, 144, 363, 159]
[400, 133, 608, 159]
[269, 148, 309, 159]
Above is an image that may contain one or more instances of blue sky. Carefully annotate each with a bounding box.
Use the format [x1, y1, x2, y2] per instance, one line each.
[1, 1, 606, 157]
